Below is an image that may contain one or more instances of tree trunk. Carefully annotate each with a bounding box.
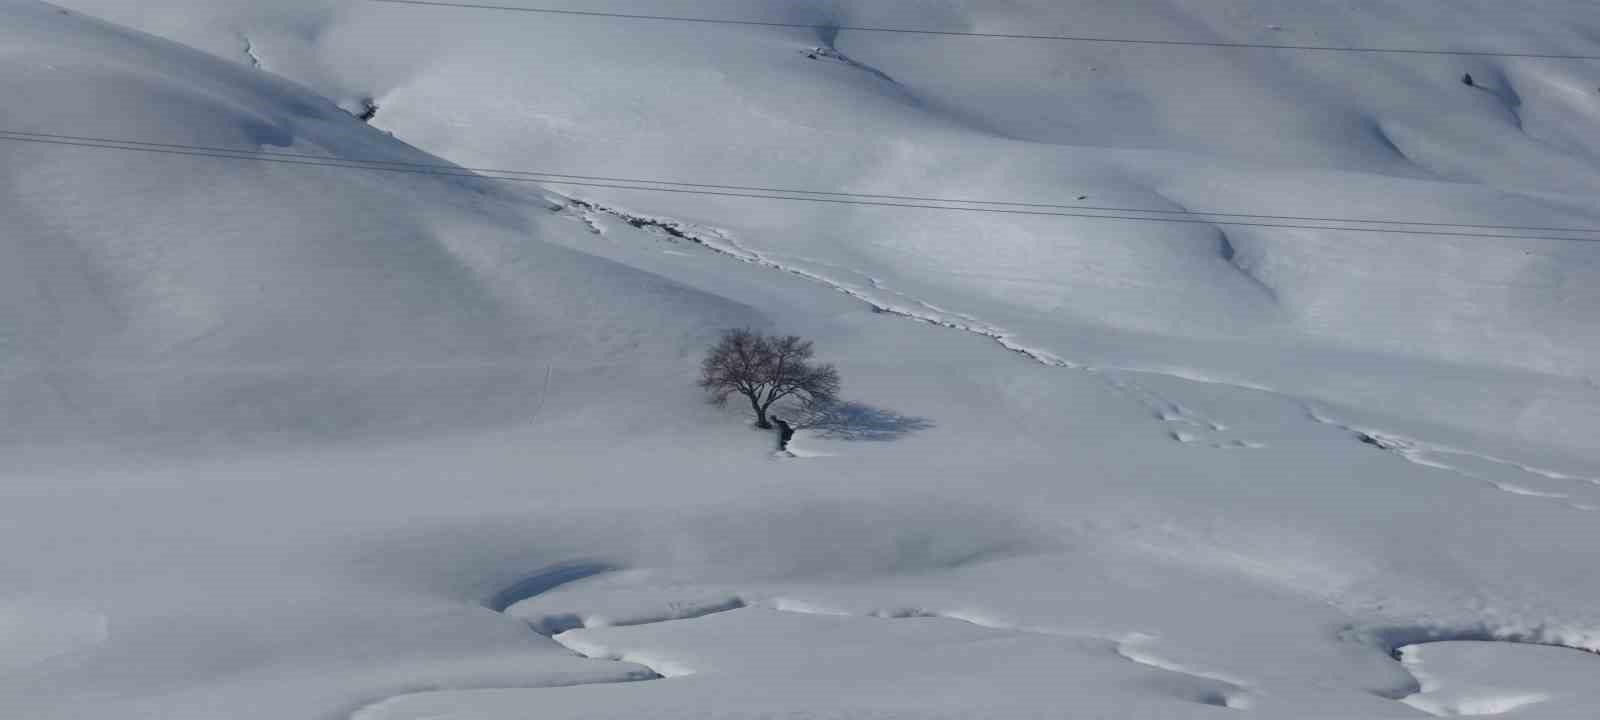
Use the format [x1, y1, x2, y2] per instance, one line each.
[774, 419, 796, 451]
[748, 394, 772, 429]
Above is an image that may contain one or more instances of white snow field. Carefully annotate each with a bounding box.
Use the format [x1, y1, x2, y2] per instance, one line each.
[4, 1, 1600, 718]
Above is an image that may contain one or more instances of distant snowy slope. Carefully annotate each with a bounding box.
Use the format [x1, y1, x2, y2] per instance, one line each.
[0, 1, 755, 446]
[50, 0, 1600, 450]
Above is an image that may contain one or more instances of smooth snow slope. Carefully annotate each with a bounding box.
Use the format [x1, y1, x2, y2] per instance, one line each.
[0, 0, 754, 449]
[4, 2, 1600, 720]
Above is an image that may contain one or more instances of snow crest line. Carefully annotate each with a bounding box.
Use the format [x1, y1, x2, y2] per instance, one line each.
[1116, 633, 1254, 710]
[518, 573, 1261, 711]
[558, 196, 1074, 368]
[357, 564, 1264, 717]
[348, 563, 695, 719]
[1305, 406, 1600, 512]
[1395, 645, 1548, 717]
[1340, 622, 1600, 714]
[772, 602, 1256, 710]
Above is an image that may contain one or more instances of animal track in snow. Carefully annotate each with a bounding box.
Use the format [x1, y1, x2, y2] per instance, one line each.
[1097, 370, 1269, 449]
[1101, 372, 1227, 431]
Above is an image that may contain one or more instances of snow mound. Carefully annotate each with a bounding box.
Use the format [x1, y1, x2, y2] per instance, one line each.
[1400, 641, 1600, 717]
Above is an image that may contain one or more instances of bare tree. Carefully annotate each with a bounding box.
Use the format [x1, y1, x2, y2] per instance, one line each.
[699, 329, 840, 429]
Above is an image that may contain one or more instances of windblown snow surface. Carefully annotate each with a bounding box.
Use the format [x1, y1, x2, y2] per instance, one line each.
[5, 1, 1600, 718]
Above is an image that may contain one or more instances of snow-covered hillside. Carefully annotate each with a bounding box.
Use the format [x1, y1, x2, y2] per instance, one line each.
[4, 1, 1600, 718]
[50, 0, 1600, 447]
[0, 1, 759, 449]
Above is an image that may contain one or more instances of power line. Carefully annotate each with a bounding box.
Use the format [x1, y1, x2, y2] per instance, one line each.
[367, 0, 1600, 61]
[5, 129, 1594, 235]
[2, 129, 1595, 243]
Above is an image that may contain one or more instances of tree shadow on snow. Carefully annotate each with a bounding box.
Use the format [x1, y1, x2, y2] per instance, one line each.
[786, 401, 934, 442]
